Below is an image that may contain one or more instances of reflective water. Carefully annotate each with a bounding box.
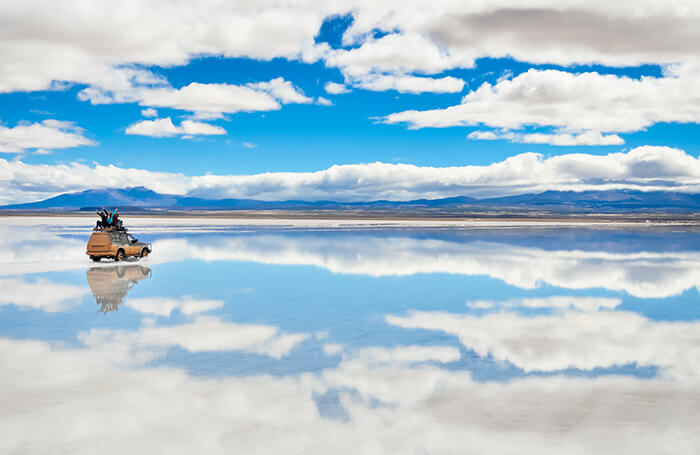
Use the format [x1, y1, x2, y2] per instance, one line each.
[1, 217, 699, 454]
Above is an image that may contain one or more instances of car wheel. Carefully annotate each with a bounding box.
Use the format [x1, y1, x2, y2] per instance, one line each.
[90, 256, 101, 262]
[115, 249, 125, 262]
[140, 248, 149, 258]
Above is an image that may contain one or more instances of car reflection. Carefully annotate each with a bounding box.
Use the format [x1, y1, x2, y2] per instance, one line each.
[86, 265, 152, 314]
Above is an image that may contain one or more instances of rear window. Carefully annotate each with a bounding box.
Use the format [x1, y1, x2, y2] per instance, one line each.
[90, 233, 110, 245]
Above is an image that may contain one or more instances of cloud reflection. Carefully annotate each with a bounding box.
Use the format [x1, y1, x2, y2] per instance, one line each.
[388, 298, 700, 379]
[1, 335, 698, 454]
[2, 220, 699, 299]
[0, 276, 88, 312]
[80, 316, 310, 360]
[159, 233, 700, 298]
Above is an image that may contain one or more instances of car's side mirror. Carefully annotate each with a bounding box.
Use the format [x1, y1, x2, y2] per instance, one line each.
[131, 239, 137, 244]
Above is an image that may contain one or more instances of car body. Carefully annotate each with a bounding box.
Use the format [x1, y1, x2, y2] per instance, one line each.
[86, 230, 152, 262]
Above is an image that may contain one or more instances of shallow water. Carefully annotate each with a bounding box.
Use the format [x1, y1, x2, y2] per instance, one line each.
[1, 217, 699, 454]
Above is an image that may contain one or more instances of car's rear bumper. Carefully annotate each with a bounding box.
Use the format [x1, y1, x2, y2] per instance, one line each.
[86, 251, 113, 257]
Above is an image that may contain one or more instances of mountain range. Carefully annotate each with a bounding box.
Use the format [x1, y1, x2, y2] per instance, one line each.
[1, 186, 700, 213]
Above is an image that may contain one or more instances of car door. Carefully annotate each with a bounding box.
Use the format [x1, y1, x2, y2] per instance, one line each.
[114, 232, 129, 256]
[126, 234, 139, 256]
[122, 233, 137, 256]
[109, 232, 122, 256]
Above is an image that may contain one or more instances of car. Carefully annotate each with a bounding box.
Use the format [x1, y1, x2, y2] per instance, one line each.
[86, 230, 152, 262]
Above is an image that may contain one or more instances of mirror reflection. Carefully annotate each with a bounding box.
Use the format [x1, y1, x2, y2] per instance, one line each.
[86, 265, 152, 314]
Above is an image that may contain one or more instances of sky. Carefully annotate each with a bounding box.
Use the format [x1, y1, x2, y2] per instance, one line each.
[1, 1, 700, 204]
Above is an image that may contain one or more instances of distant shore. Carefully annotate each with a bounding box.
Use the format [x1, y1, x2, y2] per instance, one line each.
[1, 210, 699, 225]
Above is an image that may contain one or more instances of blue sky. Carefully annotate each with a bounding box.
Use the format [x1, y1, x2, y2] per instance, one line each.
[1, 2, 700, 203]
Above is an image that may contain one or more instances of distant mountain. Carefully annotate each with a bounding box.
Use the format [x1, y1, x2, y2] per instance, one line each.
[482, 190, 700, 211]
[0, 187, 179, 210]
[1, 187, 699, 213]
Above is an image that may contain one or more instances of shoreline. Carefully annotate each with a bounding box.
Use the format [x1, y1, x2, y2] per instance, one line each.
[1, 210, 699, 226]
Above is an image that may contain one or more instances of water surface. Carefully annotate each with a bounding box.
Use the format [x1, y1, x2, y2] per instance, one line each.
[1, 217, 699, 454]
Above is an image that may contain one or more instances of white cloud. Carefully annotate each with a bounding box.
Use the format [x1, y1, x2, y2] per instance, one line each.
[135, 83, 281, 117]
[324, 82, 350, 95]
[323, 343, 344, 355]
[242, 142, 258, 149]
[125, 297, 224, 316]
[125, 117, 226, 138]
[343, 2, 700, 68]
[125, 117, 180, 137]
[3, 146, 700, 204]
[325, 33, 473, 78]
[0, 119, 95, 154]
[355, 74, 465, 94]
[0, 1, 335, 94]
[4, 334, 700, 454]
[466, 296, 621, 312]
[147, 233, 700, 299]
[466, 130, 499, 141]
[6, 221, 700, 300]
[316, 96, 333, 106]
[385, 68, 700, 133]
[80, 316, 310, 359]
[387, 307, 700, 379]
[82, 78, 312, 119]
[350, 345, 461, 365]
[141, 108, 158, 117]
[1, 1, 699, 110]
[0, 277, 88, 312]
[247, 77, 313, 104]
[469, 130, 625, 146]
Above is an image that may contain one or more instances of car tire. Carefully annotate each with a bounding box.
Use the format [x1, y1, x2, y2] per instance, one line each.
[90, 256, 101, 262]
[140, 248, 149, 258]
[115, 249, 125, 262]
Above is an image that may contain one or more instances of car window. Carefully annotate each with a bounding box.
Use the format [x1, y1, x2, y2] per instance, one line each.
[110, 233, 120, 243]
[127, 234, 136, 243]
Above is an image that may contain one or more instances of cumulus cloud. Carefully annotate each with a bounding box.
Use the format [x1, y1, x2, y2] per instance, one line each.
[125, 118, 180, 137]
[387, 307, 700, 379]
[85, 78, 313, 119]
[0, 1, 335, 94]
[468, 130, 625, 146]
[0, 119, 95, 154]
[1, 0, 699, 135]
[125, 297, 224, 316]
[126, 117, 226, 138]
[4, 334, 700, 454]
[0, 277, 88, 312]
[465, 296, 622, 312]
[324, 82, 350, 95]
[141, 107, 158, 117]
[325, 32, 473, 77]
[2, 146, 700, 204]
[247, 77, 313, 104]
[385, 68, 700, 134]
[80, 316, 310, 359]
[355, 74, 465, 94]
[155, 234, 700, 299]
[343, 2, 700, 68]
[139, 82, 281, 116]
[350, 345, 461, 365]
[316, 96, 333, 106]
[6, 220, 700, 300]
[2, 2, 698, 98]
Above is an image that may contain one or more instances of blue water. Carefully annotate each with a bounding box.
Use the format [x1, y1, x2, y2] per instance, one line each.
[1, 218, 699, 454]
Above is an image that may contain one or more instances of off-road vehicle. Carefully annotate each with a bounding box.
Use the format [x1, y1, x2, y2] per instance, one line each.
[86, 230, 152, 262]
